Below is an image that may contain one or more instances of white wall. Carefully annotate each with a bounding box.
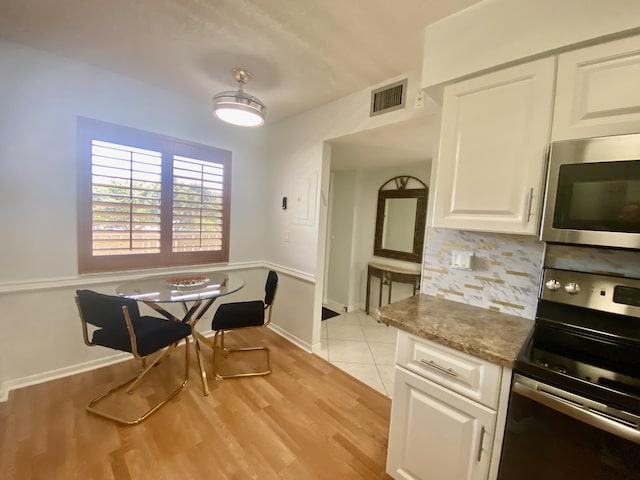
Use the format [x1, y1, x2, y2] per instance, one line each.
[422, 0, 640, 89]
[0, 39, 275, 398]
[0, 40, 268, 282]
[266, 69, 432, 273]
[325, 163, 433, 313]
[266, 69, 436, 351]
[325, 170, 357, 309]
[0, 41, 432, 396]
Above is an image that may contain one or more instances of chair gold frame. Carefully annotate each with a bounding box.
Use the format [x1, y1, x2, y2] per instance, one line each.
[195, 285, 277, 380]
[76, 298, 190, 425]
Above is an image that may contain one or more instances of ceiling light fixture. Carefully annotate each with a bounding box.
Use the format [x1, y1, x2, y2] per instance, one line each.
[212, 68, 266, 127]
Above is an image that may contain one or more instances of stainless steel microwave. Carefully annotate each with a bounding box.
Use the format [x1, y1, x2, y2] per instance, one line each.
[541, 133, 640, 250]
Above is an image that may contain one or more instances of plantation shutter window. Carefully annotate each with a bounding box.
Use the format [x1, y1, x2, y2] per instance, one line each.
[91, 140, 162, 256]
[172, 155, 226, 253]
[77, 118, 231, 273]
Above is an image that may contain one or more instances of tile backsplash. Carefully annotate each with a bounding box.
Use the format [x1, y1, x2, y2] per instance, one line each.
[421, 228, 545, 320]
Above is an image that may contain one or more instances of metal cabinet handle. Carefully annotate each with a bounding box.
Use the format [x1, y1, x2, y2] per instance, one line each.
[523, 187, 533, 225]
[476, 426, 485, 462]
[420, 359, 458, 377]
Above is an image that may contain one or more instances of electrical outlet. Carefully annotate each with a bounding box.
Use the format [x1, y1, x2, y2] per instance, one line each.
[414, 90, 425, 109]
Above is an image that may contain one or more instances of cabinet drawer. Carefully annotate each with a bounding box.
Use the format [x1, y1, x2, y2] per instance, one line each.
[396, 331, 502, 409]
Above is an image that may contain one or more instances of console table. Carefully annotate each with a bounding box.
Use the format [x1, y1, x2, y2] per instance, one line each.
[365, 262, 421, 315]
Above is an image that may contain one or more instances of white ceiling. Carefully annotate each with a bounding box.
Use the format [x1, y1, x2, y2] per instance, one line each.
[0, 0, 481, 122]
[0, 0, 481, 171]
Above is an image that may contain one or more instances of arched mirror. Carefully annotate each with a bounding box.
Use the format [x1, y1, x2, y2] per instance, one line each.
[374, 176, 428, 263]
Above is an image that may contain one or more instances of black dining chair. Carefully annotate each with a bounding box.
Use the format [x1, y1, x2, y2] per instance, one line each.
[75, 289, 192, 425]
[197, 270, 278, 379]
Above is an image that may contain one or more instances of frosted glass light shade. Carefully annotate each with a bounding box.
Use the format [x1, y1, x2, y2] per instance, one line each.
[212, 90, 266, 127]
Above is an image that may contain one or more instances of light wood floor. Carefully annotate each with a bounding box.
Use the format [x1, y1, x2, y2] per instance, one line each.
[0, 327, 392, 479]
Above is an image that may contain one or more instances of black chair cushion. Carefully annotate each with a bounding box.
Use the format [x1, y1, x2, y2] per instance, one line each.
[212, 300, 265, 331]
[92, 316, 192, 357]
[77, 289, 141, 329]
[264, 271, 278, 306]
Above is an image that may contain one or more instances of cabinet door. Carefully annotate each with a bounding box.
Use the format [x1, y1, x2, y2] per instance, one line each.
[387, 368, 496, 480]
[433, 58, 555, 235]
[552, 34, 640, 140]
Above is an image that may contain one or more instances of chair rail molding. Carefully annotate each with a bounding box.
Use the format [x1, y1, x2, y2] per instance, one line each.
[0, 261, 316, 295]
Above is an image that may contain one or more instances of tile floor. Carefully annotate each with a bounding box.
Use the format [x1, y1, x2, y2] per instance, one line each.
[318, 309, 398, 397]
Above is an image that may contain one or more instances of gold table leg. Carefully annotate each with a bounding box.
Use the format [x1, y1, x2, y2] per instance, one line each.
[193, 335, 209, 396]
[144, 298, 218, 397]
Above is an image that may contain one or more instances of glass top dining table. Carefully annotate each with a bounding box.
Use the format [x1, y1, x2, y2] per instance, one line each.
[116, 271, 244, 303]
[117, 271, 244, 396]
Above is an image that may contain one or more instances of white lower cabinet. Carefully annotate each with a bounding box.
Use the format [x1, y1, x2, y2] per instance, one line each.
[387, 368, 495, 480]
[387, 332, 511, 480]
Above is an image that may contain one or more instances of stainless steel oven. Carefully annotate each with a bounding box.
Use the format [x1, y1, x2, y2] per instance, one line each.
[541, 133, 640, 249]
[498, 268, 640, 480]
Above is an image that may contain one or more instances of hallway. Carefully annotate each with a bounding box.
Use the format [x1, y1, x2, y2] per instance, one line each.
[318, 310, 398, 397]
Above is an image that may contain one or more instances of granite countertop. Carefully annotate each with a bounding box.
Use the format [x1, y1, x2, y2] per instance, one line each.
[376, 294, 533, 368]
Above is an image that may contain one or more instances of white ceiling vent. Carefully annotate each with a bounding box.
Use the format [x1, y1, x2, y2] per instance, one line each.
[370, 79, 407, 117]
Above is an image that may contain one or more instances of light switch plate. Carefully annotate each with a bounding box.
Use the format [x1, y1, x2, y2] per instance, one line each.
[451, 250, 474, 270]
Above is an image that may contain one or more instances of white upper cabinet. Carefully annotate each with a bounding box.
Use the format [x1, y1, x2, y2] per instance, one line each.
[432, 58, 556, 235]
[552, 34, 640, 140]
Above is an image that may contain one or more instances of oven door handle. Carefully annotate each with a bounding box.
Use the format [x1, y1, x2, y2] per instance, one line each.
[512, 377, 640, 445]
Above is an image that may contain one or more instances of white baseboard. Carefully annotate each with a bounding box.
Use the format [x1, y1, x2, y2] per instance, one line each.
[267, 324, 312, 353]
[310, 340, 323, 354]
[323, 301, 365, 314]
[0, 351, 131, 402]
[347, 303, 365, 313]
[323, 300, 346, 314]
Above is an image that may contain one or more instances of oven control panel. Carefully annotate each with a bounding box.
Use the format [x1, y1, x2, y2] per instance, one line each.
[541, 268, 640, 318]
